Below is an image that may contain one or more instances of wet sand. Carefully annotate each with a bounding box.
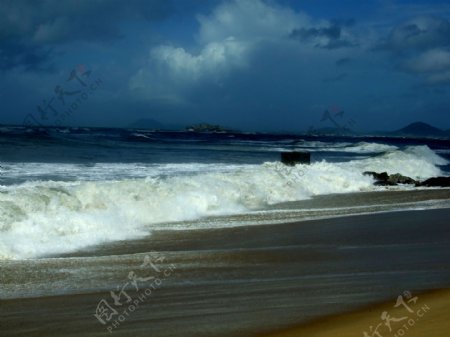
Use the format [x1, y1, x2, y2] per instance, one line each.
[1, 208, 450, 336]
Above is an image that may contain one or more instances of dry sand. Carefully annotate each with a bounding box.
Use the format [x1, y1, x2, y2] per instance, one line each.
[262, 289, 450, 337]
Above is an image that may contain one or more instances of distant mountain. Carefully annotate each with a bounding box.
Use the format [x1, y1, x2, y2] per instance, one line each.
[393, 122, 449, 138]
[128, 119, 165, 130]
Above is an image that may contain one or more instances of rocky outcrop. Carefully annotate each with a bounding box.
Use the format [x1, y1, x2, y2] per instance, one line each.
[364, 171, 449, 187]
[419, 177, 450, 187]
[363, 171, 407, 186]
[387, 173, 417, 185]
[185, 123, 232, 133]
[364, 171, 390, 185]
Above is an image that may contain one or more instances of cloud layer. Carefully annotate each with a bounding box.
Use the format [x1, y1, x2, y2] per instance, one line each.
[383, 16, 450, 84]
[0, 0, 171, 70]
[1, 0, 449, 130]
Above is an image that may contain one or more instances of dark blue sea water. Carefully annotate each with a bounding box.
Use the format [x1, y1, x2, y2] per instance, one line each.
[1, 126, 449, 170]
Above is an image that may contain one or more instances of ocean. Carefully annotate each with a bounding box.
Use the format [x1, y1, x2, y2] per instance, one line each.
[0, 126, 450, 261]
[2, 126, 450, 337]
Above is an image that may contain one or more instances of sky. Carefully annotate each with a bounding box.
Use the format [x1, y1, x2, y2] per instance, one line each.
[1, 0, 450, 132]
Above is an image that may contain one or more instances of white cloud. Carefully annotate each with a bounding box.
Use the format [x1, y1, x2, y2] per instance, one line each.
[406, 49, 450, 73]
[196, 0, 308, 43]
[428, 71, 450, 84]
[130, 0, 324, 96]
[151, 37, 249, 81]
[149, 0, 312, 82]
[404, 49, 450, 83]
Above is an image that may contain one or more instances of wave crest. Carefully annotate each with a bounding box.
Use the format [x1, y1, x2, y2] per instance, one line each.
[0, 146, 446, 259]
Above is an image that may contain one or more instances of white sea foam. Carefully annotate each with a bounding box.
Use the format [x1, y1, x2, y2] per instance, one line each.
[350, 145, 447, 178]
[0, 162, 249, 183]
[332, 142, 398, 153]
[270, 141, 398, 154]
[0, 146, 447, 260]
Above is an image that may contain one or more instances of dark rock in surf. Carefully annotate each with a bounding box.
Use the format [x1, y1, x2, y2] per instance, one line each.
[374, 180, 398, 186]
[387, 173, 417, 185]
[281, 152, 310, 166]
[364, 171, 390, 184]
[419, 177, 450, 187]
[364, 171, 450, 187]
[363, 171, 417, 186]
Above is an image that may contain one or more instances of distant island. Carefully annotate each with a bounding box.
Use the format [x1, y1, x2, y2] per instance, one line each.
[127, 120, 234, 133]
[9, 118, 448, 138]
[390, 122, 450, 138]
[307, 121, 450, 139]
[185, 123, 235, 133]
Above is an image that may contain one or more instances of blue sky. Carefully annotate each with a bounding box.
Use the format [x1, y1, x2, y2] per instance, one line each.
[1, 0, 450, 132]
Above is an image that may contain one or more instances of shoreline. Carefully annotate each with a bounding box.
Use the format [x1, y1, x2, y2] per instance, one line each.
[1, 208, 450, 336]
[61, 188, 450, 258]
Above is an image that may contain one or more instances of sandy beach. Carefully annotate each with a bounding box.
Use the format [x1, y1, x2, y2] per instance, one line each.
[1, 206, 450, 337]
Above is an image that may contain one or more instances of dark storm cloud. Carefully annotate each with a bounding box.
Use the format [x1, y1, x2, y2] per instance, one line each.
[322, 39, 358, 50]
[378, 16, 450, 84]
[384, 16, 450, 51]
[0, 41, 54, 71]
[291, 25, 341, 40]
[0, 0, 173, 43]
[0, 0, 172, 71]
[289, 20, 358, 49]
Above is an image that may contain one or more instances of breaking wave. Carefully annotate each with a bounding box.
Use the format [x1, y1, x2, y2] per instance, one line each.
[0, 146, 447, 259]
